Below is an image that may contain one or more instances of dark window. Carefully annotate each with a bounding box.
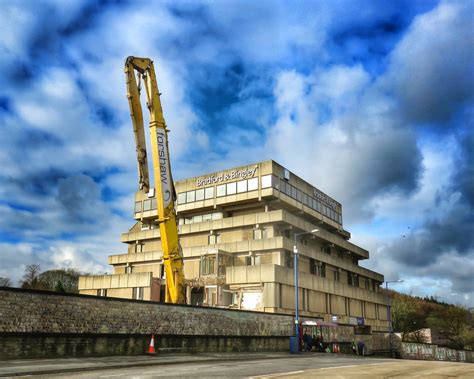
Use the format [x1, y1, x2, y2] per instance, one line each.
[322, 246, 331, 255]
[334, 270, 340, 282]
[285, 251, 294, 268]
[132, 287, 144, 300]
[310, 258, 317, 275]
[320, 262, 326, 278]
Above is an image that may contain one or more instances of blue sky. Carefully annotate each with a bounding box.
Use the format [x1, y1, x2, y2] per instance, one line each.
[0, 0, 472, 305]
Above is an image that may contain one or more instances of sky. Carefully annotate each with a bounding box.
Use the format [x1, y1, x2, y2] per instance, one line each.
[0, 0, 472, 306]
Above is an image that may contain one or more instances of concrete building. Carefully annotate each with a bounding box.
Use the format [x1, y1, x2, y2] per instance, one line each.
[79, 160, 389, 331]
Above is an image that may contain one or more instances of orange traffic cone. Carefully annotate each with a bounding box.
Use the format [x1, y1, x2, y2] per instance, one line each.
[147, 334, 156, 354]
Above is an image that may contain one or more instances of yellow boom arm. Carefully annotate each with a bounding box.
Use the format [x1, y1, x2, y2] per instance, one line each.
[125, 56, 185, 304]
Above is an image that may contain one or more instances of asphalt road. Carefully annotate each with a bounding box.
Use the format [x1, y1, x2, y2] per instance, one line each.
[20, 355, 473, 378]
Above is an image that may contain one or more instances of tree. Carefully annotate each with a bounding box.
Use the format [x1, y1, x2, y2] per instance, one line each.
[39, 269, 80, 293]
[391, 293, 427, 341]
[0, 277, 12, 287]
[20, 264, 45, 290]
[427, 306, 474, 349]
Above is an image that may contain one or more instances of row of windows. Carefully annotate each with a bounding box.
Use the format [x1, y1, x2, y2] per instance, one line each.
[177, 177, 259, 205]
[135, 198, 157, 213]
[273, 176, 342, 224]
[178, 212, 224, 225]
[137, 175, 341, 225]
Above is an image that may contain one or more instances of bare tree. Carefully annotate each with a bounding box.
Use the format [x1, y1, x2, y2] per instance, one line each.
[0, 277, 12, 287]
[20, 264, 45, 290]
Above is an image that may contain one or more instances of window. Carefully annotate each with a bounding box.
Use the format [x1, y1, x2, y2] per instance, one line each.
[353, 257, 358, 265]
[291, 185, 297, 199]
[195, 189, 205, 201]
[201, 256, 215, 275]
[322, 246, 331, 255]
[285, 251, 294, 268]
[202, 213, 212, 221]
[348, 273, 359, 287]
[97, 289, 107, 297]
[205, 187, 214, 199]
[338, 251, 344, 259]
[334, 270, 340, 282]
[217, 184, 226, 197]
[279, 283, 283, 308]
[316, 201, 321, 212]
[310, 258, 317, 275]
[296, 189, 302, 202]
[134, 201, 142, 213]
[143, 199, 151, 211]
[132, 287, 144, 300]
[125, 265, 133, 273]
[320, 262, 326, 278]
[134, 243, 143, 254]
[211, 212, 223, 220]
[245, 256, 252, 266]
[193, 215, 203, 223]
[365, 279, 370, 290]
[253, 228, 263, 240]
[237, 180, 247, 193]
[208, 233, 221, 244]
[177, 192, 186, 204]
[150, 198, 157, 210]
[302, 193, 309, 206]
[261, 175, 272, 188]
[227, 182, 237, 195]
[248, 177, 258, 191]
[186, 190, 195, 203]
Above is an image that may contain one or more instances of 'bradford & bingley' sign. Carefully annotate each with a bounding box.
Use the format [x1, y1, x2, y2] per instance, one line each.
[196, 167, 257, 187]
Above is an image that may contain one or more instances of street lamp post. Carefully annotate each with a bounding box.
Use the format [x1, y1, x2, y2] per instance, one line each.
[293, 228, 319, 352]
[385, 279, 403, 358]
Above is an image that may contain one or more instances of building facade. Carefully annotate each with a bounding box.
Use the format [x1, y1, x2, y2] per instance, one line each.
[79, 160, 389, 331]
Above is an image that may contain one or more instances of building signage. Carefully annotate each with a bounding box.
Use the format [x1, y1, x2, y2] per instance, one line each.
[357, 317, 365, 326]
[196, 167, 258, 187]
[313, 188, 339, 210]
[156, 129, 172, 208]
[349, 317, 358, 325]
[331, 315, 338, 323]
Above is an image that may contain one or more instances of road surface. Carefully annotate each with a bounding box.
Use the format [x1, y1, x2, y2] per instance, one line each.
[12, 354, 472, 378]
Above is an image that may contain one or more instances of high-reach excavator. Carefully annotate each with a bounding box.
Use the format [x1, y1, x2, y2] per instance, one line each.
[124, 56, 185, 304]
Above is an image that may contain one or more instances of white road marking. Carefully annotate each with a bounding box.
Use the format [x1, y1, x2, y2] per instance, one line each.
[319, 364, 358, 370]
[248, 370, 304, 378]
[99, 375, 123, 378]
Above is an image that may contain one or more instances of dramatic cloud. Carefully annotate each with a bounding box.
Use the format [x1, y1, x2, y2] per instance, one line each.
[0, 0, 472, 306]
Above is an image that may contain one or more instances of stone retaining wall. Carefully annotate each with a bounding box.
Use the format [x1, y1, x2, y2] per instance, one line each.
[0, 287, 293, 359]
[400, 342, 473, 363]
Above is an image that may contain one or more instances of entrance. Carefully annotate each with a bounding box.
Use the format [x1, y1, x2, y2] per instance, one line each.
[190, 287, 204, 306]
